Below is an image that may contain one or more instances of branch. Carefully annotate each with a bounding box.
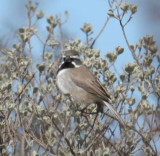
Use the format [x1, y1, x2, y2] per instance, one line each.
[127, 125, 156, 155]
[119, 20, 140, 66]
[90, 16, 110, 49]
[52, 118, 76, 155]
[14, 73, 35, 102]
[27, 0, 34, 75]
[82, 127, 107, 153]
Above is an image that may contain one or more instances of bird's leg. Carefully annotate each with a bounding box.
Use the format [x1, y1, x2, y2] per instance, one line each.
[96, 103, 105, 119]
[97, 103, 103, 113]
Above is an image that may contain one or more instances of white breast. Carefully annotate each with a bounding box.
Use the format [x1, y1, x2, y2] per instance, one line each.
[56, 69, 83, 95]
[57, 69, 70, 94]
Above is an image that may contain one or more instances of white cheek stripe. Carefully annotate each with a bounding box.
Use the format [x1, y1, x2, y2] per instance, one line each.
[71, 62, 81, 68]
[70, 55, 79, 59]
[58, 61, 64, 69]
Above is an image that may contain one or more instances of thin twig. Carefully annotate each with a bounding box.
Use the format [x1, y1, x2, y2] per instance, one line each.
[124, 14, 132, 27]
[14, 73, 35, 102]
[82, 126, 107, 153]
[52, 118, 76, 155]
[90, 16, 110, 49]
[27, 0, 34, 75]
[59, 20, 64, 52]
[42, 34, 51, 59]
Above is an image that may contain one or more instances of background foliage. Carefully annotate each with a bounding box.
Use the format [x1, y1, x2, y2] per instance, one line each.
[0, 0, 160, 155]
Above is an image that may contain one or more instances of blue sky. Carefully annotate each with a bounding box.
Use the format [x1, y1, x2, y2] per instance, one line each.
[0, 0, 159, 73]
[0, 0, 159, 65]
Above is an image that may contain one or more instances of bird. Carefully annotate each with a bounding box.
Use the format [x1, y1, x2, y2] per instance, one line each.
[56, 50, 125, 127]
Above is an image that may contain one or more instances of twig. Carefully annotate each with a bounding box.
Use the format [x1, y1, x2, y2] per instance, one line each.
[27, 0, 34, 75]
[104, 135, 123, 155]
[115, 4, 141, 67]
[42, 34, 51, 59]
[52, 118, 76, 155]
[124, 14, 132, 27]
[82, 126, 106, 154]
[58, 20, 64, 52]
[90, 16, 110, 49]
[119, 20, 140, 66]
[127, 125, 156, 155]
[25, 132, 48, 150]
[21, 135, 25, 156]
[14, 73, 35, 102]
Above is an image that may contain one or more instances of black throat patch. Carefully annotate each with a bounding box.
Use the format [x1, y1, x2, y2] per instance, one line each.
[57, 62, 75, 74]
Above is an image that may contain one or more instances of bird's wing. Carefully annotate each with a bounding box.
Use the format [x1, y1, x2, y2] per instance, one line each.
[70, 65, 125, 127]
[70, 65, 111, 103]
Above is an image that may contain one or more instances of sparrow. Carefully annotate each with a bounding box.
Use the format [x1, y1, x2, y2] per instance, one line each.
[56, 50, 125, 127]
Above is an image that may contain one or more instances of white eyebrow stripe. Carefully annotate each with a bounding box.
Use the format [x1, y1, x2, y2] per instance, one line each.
[70, 55, 79, 59]
[63, 55, 80, 59]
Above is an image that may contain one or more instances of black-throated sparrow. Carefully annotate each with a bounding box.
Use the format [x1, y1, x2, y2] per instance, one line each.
[56, 50, 125, 126]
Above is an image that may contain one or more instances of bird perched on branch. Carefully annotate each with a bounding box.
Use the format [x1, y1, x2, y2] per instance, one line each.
[56, 50, 125, 127]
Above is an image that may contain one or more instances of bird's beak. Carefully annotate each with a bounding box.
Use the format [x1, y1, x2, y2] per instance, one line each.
[65, 56, 71, 63]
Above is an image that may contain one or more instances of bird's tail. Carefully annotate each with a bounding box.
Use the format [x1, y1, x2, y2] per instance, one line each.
[103, 101, 125, 127]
